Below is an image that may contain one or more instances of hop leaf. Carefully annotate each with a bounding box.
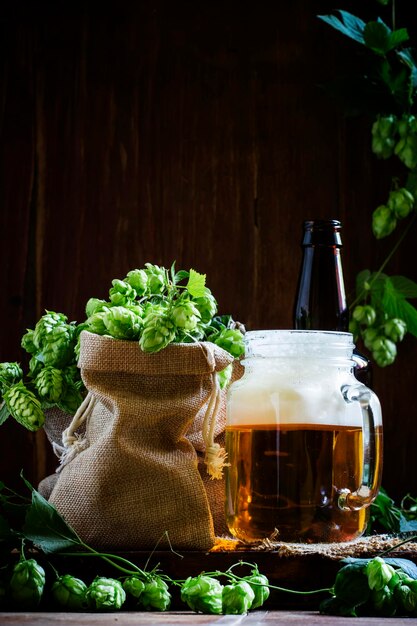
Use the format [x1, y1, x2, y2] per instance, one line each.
[186, 268, 206, 298]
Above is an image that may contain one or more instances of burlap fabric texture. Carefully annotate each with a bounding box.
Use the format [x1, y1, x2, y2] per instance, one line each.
[42, 330, 236, 551]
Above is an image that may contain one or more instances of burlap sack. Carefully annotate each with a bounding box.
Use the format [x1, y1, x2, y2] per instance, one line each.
[45, 330, 235, 551]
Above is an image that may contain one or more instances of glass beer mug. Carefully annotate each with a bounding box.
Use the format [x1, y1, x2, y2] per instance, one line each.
[225, 330, 383, 543]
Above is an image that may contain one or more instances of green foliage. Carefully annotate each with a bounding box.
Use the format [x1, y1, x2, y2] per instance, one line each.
[369, 486, 417, 533]
[319, 3, 417, 367]
[0, 263, 244, 432]
[0, 310, 84, 432]
[350, 270, 417, 366]
[321, 555, 417, 617]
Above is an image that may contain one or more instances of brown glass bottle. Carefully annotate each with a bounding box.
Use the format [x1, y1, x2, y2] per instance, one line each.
[293, 219, 372, 386]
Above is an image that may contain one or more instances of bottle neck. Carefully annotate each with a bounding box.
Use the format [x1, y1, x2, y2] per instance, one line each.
[294, 222, 349, 331]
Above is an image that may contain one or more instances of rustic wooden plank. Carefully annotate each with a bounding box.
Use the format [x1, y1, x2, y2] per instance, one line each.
[0, 611, 414, 625]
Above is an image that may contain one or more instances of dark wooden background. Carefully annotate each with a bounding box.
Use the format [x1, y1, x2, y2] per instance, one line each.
[1, 0, 416, 503]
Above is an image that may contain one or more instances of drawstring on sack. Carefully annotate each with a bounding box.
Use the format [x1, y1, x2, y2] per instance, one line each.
[52, 392, 96, 471]
[202, 372, 230, 480]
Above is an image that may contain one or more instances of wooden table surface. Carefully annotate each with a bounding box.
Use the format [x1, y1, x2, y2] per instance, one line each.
[0, 610, 415, 625]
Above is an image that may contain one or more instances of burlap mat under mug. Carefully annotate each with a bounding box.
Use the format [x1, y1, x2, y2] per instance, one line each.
[44, 330, 235, 551]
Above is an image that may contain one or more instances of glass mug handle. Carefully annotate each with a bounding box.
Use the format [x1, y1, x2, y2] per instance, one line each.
[337, 384, 381, 512]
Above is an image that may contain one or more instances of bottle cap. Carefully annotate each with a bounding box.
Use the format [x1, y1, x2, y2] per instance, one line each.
[302, 219, 342, 247]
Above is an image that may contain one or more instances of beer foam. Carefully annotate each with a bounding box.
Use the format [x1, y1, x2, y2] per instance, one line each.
[227, 369, 364, 428]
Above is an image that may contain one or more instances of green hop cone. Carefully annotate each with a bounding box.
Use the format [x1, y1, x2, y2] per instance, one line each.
[217, 363, 233, 390]
[372, 115, 397, 159]
[57, 382, 84, 415]
[139, 576, 171, 611]
[85, 577, 126, 611]
[124, 269, 148, 296]
[387, 188, 414, 220]
[10, 559, 46, 609]
[123, 575, 145, 599]
[171, 299, 201, 331]
[372, 205, 397, 239]
[0, 362, 23, 395]
[193, 288, 218, 323]
[51, 574, 88, 610]
[31, 312, 77, 369]
[366, 557, 396, 591]
[394, 582, 417, 614]
[21, 329, 36, 355]
[333, 563, 370, 608]
[395, 133, 417, 169]
[384, 318, 407, 343]
[362, 327, 379, 351]
[109, 279, 137, 306]
[85, 309, 110, 335]
[28, 356, 43, 378]
[372, 337, 397, 367]
[139, 307, 175, 353]
[85, 297, 107, 318]
[352, 305, 376, 326]
[35, 366, 64, 403]
[244, 571, 270, 609]
[4, 381, 45, 431]
[102, 306, 141, 340]
[222, 581, 255, 614]
[180, 575, 223, 614]
[144, 263, 167, 295]
[212, 328, 245, 358]
[348, 318, 360, 341]
[371, 585, 397, 617]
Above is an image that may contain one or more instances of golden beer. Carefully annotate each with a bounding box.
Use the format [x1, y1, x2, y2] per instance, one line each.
[225, 330, 383, 544]
[225, 422, 383, 543]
